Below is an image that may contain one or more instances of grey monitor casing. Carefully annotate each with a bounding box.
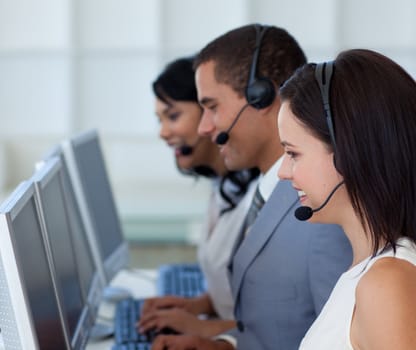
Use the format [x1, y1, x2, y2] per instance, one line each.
[39, 146, 104, 320]
[0, 181, 71, 350]
[61, 129, 129, 286]
[32, 157, 92, 349]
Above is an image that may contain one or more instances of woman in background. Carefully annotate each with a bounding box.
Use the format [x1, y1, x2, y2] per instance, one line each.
[278, 49, 416, 349]
[138, 56, 259, 337]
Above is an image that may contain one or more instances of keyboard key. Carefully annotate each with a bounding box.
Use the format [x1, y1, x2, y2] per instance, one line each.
[113, 264, 206, 346]
[114, 298, 152, 344]
[112, 343, 151, 350]
[157, 263, 206, 297]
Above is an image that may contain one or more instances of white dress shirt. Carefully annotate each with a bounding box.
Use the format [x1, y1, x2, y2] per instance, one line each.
[215, 157, 283, 346]
[197, 177, 258, 319]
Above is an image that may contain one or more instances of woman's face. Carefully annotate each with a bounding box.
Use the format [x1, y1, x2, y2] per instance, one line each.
[155, 97, 220, 170]
[277, 101, 346, 224]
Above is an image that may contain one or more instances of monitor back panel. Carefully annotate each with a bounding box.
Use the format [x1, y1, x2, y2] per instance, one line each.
[0, 182, 70, 350]
[66, 130, 128, 283]
[33, 158, 91, 349]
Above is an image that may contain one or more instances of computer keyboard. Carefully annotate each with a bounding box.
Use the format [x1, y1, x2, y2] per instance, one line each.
[157, 263, 206, 297]
[114, 298, 152, 344]
[113, 264, 206, 346]
[112, 343, 151, 350]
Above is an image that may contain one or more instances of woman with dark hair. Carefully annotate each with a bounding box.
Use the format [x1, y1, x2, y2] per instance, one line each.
[278, 49, 416, 349]
[138, 57, 259, 337]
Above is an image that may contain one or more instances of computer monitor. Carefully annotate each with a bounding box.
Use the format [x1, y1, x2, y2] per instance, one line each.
[0, 181, 70, 349]
[40, 145, 104, 319]
[32, 157, 92, 349]
[62, 129, 129, 286]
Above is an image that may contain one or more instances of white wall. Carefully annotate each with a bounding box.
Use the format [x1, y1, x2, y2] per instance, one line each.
[1, 0, 415, 240]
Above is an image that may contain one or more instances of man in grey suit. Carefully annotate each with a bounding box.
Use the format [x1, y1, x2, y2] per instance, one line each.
[152, 24, 352, 350]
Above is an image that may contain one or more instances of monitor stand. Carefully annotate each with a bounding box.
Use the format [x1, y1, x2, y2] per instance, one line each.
[102, 285, 132, 303]
[88, 323, 114, 341]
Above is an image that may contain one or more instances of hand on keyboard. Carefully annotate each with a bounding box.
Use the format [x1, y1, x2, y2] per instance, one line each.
[147, 326, 179, 338]
[112, 342, 151, 350]
[140, 295, 193, 316]
[114, 298, 152, 344]
[138, 308, 204, 336]
[113, 264, 207, 347]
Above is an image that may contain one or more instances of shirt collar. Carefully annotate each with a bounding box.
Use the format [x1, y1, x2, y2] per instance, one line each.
[258, 156, 283, 201]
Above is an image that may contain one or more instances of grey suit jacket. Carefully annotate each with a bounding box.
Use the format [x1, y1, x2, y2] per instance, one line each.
[226, 179, 352, 350]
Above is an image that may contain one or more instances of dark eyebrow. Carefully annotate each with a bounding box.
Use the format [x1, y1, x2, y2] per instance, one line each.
[161, 104, 175, 114]
[281, 140, 296, 147]
[199, 97, 215, 107]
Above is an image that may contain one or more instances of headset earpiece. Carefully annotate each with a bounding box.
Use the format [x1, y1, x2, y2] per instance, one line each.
[245, 25, 276, 110]
[246, 77, 276, 109]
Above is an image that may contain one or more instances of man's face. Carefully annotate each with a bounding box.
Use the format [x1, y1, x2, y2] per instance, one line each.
[196, 60, 267, 171]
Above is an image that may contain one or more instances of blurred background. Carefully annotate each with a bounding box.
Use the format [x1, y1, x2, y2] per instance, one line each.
[1, 0, 415, 247]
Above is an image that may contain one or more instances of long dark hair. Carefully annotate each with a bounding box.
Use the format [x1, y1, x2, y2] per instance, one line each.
[280, 49, 416, 255]
[153, 56, 259, 213]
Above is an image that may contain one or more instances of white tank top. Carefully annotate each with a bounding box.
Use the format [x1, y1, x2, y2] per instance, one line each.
[299, 237, 416, 350]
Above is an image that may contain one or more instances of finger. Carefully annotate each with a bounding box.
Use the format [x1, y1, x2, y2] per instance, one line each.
[141, 298, 159, 315]
[156, 296, 181, 309]
[150, 335, 166, 350]
[139, 308, 171, 326]
[151, 335, 177, 350]
[140, 311, 179, 334]
[137, 314, 159, 333]
[142, 297, 174, 315]
[139, 309, 157, 324]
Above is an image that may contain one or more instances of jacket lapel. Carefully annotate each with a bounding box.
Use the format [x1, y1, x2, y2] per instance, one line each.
[230, 180, 298, 301]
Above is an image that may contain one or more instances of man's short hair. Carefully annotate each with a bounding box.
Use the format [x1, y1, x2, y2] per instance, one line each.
[194, 24, 307, 98]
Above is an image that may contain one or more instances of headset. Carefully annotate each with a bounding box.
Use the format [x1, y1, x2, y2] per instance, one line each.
[295, 61, 343, 221]
[245, 24, 276, 109]
[315, 60, 341, 172]
[215, 24, 277, 145]
[315, 61, 337, 151]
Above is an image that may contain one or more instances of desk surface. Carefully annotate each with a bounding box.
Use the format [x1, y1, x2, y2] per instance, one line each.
[86, 268, 158, 350]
